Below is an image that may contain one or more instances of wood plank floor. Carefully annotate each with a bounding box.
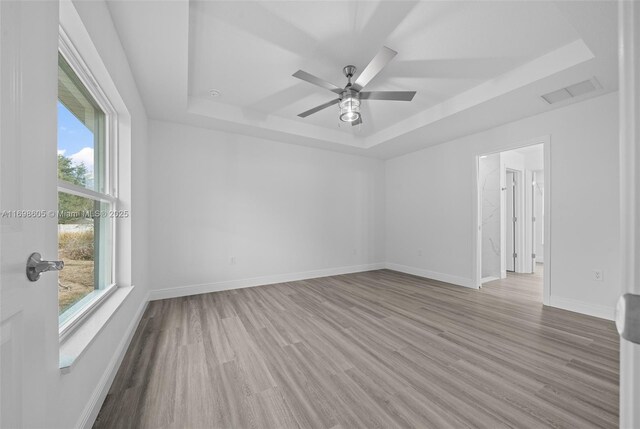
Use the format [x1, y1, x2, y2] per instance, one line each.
[94, 267, 619, 429]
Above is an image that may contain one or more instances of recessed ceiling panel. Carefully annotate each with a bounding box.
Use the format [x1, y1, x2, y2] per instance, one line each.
[107, 0, 617, 157]
[188, 1, 581, 137]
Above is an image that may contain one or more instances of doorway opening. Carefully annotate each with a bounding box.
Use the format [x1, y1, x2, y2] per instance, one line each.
[476, 138, 549, 303]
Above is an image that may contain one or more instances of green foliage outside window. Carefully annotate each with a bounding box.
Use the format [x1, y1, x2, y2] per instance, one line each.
[57, 154, 94, 224]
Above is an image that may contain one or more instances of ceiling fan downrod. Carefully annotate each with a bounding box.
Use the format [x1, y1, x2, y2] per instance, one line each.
[343, 65, 357, 87]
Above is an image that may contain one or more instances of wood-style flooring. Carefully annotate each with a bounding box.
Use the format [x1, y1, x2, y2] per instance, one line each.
[94, 267, 619, 429]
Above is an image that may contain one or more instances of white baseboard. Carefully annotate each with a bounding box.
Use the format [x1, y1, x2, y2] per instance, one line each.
[481, 276, 500, 284]
[548, 295, 614, 321]
[385, 262, 477, 289]
[148, 263, 386, 301]
[77, 290, 149, 429]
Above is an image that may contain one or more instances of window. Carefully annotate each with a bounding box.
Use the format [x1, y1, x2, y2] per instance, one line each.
[57, 52, 116, 334]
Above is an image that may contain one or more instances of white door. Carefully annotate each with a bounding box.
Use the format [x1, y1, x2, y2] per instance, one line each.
[505, 170, 516, 272]
[0, 1, 60, 427]
[533, 171, 544, 265]
[531, 171, 537, 271]
[618, 1, 640, 426]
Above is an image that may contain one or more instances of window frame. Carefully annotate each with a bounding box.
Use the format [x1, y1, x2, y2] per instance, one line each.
[57, 28, 120, 341]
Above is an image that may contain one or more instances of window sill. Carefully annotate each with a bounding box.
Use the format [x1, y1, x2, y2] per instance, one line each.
[59, 284, 118, 341]
[59, 285, 134, 374]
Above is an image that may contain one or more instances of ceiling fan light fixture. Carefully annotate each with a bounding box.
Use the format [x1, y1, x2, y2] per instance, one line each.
[340, 110, 360, 122]
[293, 46, 415, 126]
[339, 94, 360, 123]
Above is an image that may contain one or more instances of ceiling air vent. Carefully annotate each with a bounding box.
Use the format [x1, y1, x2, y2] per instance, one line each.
[541, 78, 601, 104]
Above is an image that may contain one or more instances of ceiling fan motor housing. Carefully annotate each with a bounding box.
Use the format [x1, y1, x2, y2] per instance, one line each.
[340, 88, 359, 102]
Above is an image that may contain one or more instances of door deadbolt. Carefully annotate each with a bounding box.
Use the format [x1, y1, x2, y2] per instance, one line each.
[26, 252, 64, 282]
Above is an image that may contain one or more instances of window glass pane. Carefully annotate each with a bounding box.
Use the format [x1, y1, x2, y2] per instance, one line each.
[58, 192, 94, 315]
[57, 53, 106, 193]
[57, 192, 112, 323]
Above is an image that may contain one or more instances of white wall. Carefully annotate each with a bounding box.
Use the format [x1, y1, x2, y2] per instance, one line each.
[56, 1, 150, 428]
[147, 120, 385, 298]
[525, 149, 544, 171]
[386, 92, 620, 319]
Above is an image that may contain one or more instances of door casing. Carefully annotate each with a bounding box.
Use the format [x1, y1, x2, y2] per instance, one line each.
[618, 1, 640, 426]
[473, 135, 551, 307]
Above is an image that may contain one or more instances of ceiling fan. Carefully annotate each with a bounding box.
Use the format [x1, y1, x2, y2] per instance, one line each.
[293, 46, 416, 126]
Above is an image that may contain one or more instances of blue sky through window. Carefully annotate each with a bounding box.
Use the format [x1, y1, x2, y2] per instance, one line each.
[57, 101, 94, 177]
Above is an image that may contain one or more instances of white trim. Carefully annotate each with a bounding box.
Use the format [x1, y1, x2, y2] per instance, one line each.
[548, 295, 614, 321]
[58, 26, 117, 126]
[618, 1, 640, 427]
[542, 136, 551, 306]
[385, 262, 477, 289]
[473, 154, 482, 288]
[481, 276, 500, 284]
[59, 283, 117, 341]
[75, 291, 149, 429]
[59, 286, 135, 373]
[149, 263, 386, 301]
[57, 180, 117, 204]
[57, 5, 121, 338]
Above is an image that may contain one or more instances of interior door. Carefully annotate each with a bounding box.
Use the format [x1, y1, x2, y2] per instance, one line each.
[505, 170, 516, 272]
[531, 171, 537, 271]
[533, 171, 544, 265]
[0, 2, 60, 427]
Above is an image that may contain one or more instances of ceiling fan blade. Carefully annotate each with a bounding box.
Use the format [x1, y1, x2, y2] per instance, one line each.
[351, 116, 362, 126]
[352, 46, 397, 92]
[359, 91, 416, 101]
[297, 98, 340, 118]
[293, 70, 343, 94]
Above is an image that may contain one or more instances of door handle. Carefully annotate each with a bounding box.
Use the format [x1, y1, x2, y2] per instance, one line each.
[26, 252, 64, 282]
[616, 293, 640, 344]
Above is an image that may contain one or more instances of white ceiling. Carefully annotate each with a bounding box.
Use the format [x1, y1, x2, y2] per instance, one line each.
[107, 0, 618, 159]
